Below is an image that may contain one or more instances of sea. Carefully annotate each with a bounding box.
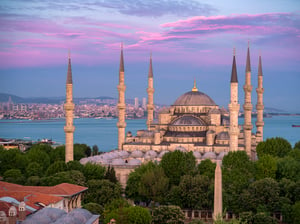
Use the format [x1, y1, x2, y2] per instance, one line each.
[0, 116, 299, 151]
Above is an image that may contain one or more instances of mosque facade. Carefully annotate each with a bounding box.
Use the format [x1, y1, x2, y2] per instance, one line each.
[75, 45, 264, 187]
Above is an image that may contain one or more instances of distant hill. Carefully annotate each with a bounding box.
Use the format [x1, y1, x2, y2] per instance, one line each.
[0, 93, 117, 105]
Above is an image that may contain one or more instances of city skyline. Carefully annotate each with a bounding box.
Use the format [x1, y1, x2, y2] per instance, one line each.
[0, 0, 300, 112]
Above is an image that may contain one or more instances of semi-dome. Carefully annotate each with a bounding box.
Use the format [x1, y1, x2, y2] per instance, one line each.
[171, 116, 206, 126]
[173, 91, 216, 106]
[203, 151, 217, 159]
[193, 151, 202, 159]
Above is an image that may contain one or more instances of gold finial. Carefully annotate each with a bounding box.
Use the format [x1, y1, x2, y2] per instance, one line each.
[192, 79, 198, 92]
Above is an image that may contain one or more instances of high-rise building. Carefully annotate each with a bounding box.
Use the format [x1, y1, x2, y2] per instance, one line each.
[142, 97, 147, 110]
[134, 97, 139, 109]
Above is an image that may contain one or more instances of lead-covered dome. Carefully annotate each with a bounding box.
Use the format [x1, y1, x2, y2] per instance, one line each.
[171, 116, 206, 126]
[173, 91, 216, 106]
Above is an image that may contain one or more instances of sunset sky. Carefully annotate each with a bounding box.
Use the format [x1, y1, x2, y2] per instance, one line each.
[0, 0, 299, 112]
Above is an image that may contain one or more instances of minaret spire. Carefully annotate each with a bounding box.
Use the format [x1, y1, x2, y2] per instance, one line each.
[243, 43, 253, 156]
[117, 43, 126, 149]
[192, 79, 198, 92]
[229, 48, 240, 151]
[256, 54, 264, 143]
[147, 52, 155, 130]
[64, 52, 75, 162]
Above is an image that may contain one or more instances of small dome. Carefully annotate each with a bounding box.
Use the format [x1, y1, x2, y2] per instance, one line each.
[203, 152, 217, 159]
[175, 146, 187, 152]
[216, 131, 230, 140]
[144, 150, 158, 159]
[128, 159, 142, 165]
[131, 150, 144, 158]
[193, 151, 202, 159]
[173, 91, 216, 106]
[171, 116, 206, 126]
[158, 150, 169, 158]
[19, 201, 26, 211]
[8, 206, 17, 216]
[117, 150, 129, 158]
[217, 152, 228, 160]
[111, 158, 125, 166]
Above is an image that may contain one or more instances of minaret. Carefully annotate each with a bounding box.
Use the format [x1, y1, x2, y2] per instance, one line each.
[256, 54, 264, 142]
[117, 43, 126, 150]
[214, 161, 222, 220]
[147, 53, 154, 130]
[64, 51, 75, 163]
[243, 43, 253, 156]
[229, 48, 240, 151]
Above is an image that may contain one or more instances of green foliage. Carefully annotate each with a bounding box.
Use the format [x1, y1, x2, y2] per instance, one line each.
[3, 169, 25, 184]
[252, 212, 278, 224]
[256, 137, 292, 158]
[160, 150, 196, 186]
[82, 202, 103, 215]
[294, 141, 300, 149]
[292, 201, 300, 224]
[138, 166, 169, 204]
[0, 149, 20, 175]
[125, 162, 157, 201]
[104, 198, 130, 216]
[83, 163, 106, 180]
[27, 147, 50, 171]
[104, 166, 118, 183]
[29, 144, 53, 154]
[177, 175, 211, 209]
[46, 161, 67, 176]
[40, 170, 85, 186]
[277, 156, 300, 181]
[74, 144, 90, 160]
[241, 178, 280, 213]
[152, 205, 185, 224]
[288, 148, 300, 162]
[84, 179, 122, 205]
[67, 160, 84, 172]
[25, 176, 41, 186]
[188, 220, 205, 224]
[127, 206, 152, 224]
[15, 153, 29, 172]
[222, 151, 255, 214]
[197, 159, 216, 179]
[92, 145, 99, 156]
[49, 146, 65, 163]
[26, 162, 43, 177]
[255, 154, 277, 180]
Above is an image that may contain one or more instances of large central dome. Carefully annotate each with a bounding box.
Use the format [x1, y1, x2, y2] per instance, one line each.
[173, 90, 216, 106]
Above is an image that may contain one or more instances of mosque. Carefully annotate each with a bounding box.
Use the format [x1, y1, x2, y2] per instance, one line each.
[64, 44, 264, 187]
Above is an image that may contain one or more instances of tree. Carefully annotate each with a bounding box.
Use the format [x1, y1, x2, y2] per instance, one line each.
[3, 169, 25, 184]
[67, 160, 84, 172]
[277, 157, 300, 181]
[241, 178, 280, 213]
[92, 145, 99, 156]
[177, 175, 211, 210]
[294, 141, 300, 149]
[160, 150, 196, 186]
[255, 154, 277, 180]
[83, 162, 106, 180]
[105, 166, 118, 183]
[49, 145, 65, 163]
[152, 205, 185, 224]
[26, 162, 43, 177]
[74, 144, 90, 160]
[127, 206, 152, 224]
[197, 159, 216, 180]
[25, 176, 40, 186]
[27, 147, 50, 171]
[256, 137, 292, 158]
[46, 161, 67, 176]
[82, 202, 103, 215]
[222, 151, 255, 213]
[292, 201, 300, 224]
[40, 170, 86, 186]
[138, 166, 169, 204]
[84, 179, 122, 205]
[125, 162, 157, 202]
[0, 149, 20, 175]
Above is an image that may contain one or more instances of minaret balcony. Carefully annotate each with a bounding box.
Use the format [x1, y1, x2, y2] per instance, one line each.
[228, 104, 240, 111]
[243, 124, 253, 130]
[243, 104, 253, 111]
[147, 88, 154, 94]
[147, 104, 154, 110]
[255, 121, 264, 126]
[243, 85, 253, 92]
[117, 122, 126, 128]
[256, 88, 264, 94]
[256, 104, 264, 110]
[117, 103, 126, 109]
[64, 103, 75, 110]
[64, 126, 75, 133]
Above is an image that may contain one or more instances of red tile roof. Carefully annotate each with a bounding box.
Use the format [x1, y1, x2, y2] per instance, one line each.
[0, 181, 87, 197]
